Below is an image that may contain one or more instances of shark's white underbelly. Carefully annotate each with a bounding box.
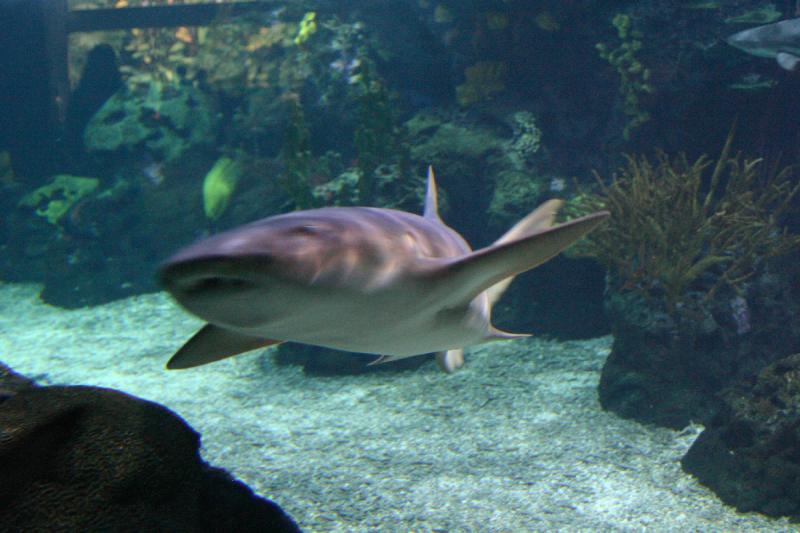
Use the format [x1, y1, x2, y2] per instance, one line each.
[236, 286, 489, 356]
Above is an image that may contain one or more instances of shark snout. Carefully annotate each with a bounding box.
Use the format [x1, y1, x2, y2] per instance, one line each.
[158, 255, 281, 329]
[159, 256, 269, 297]
[726, 32, 759, 53]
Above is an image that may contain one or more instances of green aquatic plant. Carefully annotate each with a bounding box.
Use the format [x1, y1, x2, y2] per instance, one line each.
[572, 132, 800, 312]
[596, 13, 654, 140]
[354, 77, 398, 205]
[280, 97, 316, 210]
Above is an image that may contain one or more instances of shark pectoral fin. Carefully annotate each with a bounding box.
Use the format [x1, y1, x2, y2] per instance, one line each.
[486, 199, 565, 306]
[434, 211, 610, 307]
[436, 348, 464, 373]
[776, 52, 800, 70]
[166, 324, 283, 369]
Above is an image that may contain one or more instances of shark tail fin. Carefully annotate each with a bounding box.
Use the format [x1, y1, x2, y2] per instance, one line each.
[166, 324, 283, 369]
[423, 166, 441, 221]
[432, 210, 609, 309]
[485, 199, 564, 307]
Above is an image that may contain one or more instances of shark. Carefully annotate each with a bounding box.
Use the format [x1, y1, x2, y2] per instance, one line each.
[727, 17, 800, 70]
[160, 167, 609, 373]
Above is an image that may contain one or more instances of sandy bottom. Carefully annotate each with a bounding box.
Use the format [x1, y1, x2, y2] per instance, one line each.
[0, 283, 791, 532]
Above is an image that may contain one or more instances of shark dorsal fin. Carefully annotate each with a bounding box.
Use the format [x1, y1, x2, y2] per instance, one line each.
[429, 210, 610, 308]
[423, 166, 441, 221]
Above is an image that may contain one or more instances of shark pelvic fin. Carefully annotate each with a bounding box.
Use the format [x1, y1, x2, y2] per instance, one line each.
[367, 354, 410, 366]
[166, 324, 283, 369]
[776, 51, 800, 71]
[423, 166, 441, 221]
[436, 348, 465, 373]
[487, 326, 531, 341]
[369, 348, 466, 374]
[485, 199, 564, 307]
[433, 210, 610, 308]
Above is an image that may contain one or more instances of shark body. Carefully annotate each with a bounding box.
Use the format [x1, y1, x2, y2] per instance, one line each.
[727, 17, 800, 70]
[160, 168, 608, 372]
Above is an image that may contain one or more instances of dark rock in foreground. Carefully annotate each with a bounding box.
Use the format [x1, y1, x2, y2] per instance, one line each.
[0, 363, 299, 532]
[682, 353, 800, 519]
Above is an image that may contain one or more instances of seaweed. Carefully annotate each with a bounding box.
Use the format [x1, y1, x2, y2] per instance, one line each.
[280, 97, 316, 210]
[354, 76, 397, 205]
[573, 130, 800, 312]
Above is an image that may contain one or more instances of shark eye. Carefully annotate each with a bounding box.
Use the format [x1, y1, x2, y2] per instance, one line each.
[292, 225, 318, 235]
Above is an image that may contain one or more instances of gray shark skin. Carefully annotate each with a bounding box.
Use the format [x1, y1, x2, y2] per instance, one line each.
[727, 17, 800, 70]
[160, 167, 609, 372]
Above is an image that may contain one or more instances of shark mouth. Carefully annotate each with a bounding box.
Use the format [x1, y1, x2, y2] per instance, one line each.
[158, 256, 267, 297]
[176, 275, 254, 295]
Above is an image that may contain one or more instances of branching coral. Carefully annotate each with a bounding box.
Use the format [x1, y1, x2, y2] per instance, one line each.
[573, 132, 800, 312]
[596, 14, 653, 140]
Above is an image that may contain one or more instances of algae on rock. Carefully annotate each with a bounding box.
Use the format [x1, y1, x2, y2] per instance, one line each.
[84, 82, 217, 162]
[19, 175, 100, 225]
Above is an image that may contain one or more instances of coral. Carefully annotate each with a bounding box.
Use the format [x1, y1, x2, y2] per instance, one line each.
[114, 10, 323, 97]
[312, 168, 359, 206]
[507, 111, 541, 168]
[487, 170, 542, 225]
[19, 175, 100, 225]
[294, 11, 317, 45]
[574, 132, 800, 312]
[596, 13, 654, 140]
[313, 164, 421, 211]
[245, 24, 290, 52]
[411, 121, 503, 161]
[202, 156, 241, 220]
[455, 61, 508, 107]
